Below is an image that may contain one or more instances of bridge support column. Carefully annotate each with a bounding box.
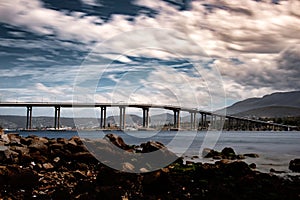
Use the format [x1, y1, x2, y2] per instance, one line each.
[203, 114, 207, 129]
[142, 107, 149, 128]
[119, 106, 126, 130]
[54, 106, 61, 130]
[173, 109, 180, 129]
[26, 106, 32, 130]
[210, 115, 216, 129]
[190, 112, 196, 130]
[100, 106, 107, 129]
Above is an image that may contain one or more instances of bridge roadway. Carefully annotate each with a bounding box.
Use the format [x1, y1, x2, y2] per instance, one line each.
[0, 102, 296, 131]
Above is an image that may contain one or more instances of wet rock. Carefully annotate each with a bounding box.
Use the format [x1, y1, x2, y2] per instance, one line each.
[236, 154, 246, 159]
[221, 147, 236, 158]
[222, 161, 252, 177]
[104, 133, 131, 150]
[249, 163, 256, 169]
[141, 141, 166, 153]
[289, 159, 300, 172]
[270, 168, 285, 173]
[243, 153, 259, 158]
[202, 148, 221, 158]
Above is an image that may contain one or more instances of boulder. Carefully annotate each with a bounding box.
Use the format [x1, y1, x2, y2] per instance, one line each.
[221, 161, 252, 177]
[289, 159, 300, 172]
[104, 134, 131, 150]
[243, 153, 259, 158]
[202, 148, 221, 158]
[221, 147, 236, 159]
[141, 141, 166, 153]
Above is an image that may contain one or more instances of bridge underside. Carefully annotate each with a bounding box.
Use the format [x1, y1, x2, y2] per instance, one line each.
[0, 102, 296, 131]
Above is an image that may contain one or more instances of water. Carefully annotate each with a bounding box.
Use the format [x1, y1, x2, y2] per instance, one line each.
[10, 130, 300, 173]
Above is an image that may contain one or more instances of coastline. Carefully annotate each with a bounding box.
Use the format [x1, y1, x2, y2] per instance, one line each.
[0, 133, 299, 199]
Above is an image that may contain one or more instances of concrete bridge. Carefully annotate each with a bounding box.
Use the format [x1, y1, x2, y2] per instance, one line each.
[0, 102, 297, 131]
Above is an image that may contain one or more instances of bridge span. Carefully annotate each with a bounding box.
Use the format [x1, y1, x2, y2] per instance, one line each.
[0, 102, 296, 131]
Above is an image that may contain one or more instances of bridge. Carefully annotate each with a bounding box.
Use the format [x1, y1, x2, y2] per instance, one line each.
[0, 102, 297, 131]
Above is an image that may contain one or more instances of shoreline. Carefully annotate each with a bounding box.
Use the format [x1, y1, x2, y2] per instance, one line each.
[0, 133, 299, 199]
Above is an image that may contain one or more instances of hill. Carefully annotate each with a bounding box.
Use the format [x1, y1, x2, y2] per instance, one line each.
[224, 91, 300, 118]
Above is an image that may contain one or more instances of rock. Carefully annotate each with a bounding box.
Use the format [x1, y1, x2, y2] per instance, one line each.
[122, 162, 135, 172]
[74, 170, 87, 179]
[222, 161, 252, 177]
[28, 138, 48, 153]
[249, 163, 256, 169]
[43, 163, 54, 170]
[289, 159, 300, 172]
[141, 141, 166, 153]
[69, 136, 83, 146]
[10, 146, 29, 156]
[142, 169, 171, 194]
[53, 157, 60, 163]
[104, 133, 131, 150]
[221, 147, 236, 157]
[202, 148, 221, 158]
[57, 138, 68, 144]
[243, 153, 259, 158]
[0, 147, 9, 161]
[1, 134, 10, 143]
[20, 137, 32, 146]
[7, 133, 21, 145]
[236, 154, 246, 159]
[213, 156, 222, 160]
[270, 168, 285, 173]
[0, 165, 38, 188]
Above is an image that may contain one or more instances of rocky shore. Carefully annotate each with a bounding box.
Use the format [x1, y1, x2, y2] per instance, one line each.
[0, 132, 299, 199]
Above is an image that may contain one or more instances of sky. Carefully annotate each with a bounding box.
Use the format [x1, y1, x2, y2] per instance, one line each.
[0, 0, 299, 117]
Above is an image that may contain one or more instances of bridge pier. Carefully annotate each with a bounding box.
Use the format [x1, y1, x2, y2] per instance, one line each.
[119, 106, 126, 130]
[54, 106, 61, 129]
[199, 113, 208, 130]
[173, 109, 180, 129]
[100, 106, 107, 128]
[142, 107, 150, 128]
[26, 106, 32, 130]
[190, 112, 196, 130]
[210, 114, 217, 129]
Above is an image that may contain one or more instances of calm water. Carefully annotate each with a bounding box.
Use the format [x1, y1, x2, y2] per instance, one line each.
[11, 130, 300, 173]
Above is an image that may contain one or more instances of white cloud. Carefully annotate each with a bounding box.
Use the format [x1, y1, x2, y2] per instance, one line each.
[0, 0, 300, 111]
[80, 0, 102, 7]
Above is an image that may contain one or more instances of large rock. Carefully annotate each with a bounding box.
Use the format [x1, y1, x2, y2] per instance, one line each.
[104, 133, 131, 150]
[221, 147, 236, 159]
[28, 137, 49, 153]
[202, 148, 221, 158]
[140, 141, 166, 153]
[289, 159, 300, 172]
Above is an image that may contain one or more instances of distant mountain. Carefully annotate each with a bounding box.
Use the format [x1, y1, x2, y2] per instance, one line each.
[223, 91, 300, 118]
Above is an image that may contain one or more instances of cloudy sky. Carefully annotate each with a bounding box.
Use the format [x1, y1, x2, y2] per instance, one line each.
[0, 0, 299, 117]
